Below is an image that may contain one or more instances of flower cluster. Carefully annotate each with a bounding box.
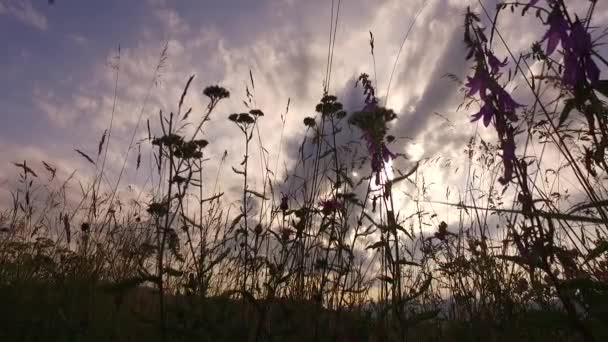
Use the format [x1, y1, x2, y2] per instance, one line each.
[151, 134, 208, 160]
[349, 96, 397, 186]
[539, 3, 599, 89]
[319, 198, 344, 216]
[464, 8, 522, 184]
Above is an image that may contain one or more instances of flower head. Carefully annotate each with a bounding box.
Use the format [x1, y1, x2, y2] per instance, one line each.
[471, 101, 495, 127]
[319, 198, 343, 215]
[465, 65, 490, 98]
[542, 7, 569, 56]
[487, 51, 508, 75]
[562, 20, 600, 88]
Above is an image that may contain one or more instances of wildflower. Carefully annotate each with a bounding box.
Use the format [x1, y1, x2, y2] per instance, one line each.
[434, 221, 455, 241]
[487, 51, 508, 75]
[319, 198, 343, 215]
[562, 20, 600, 88]
[236, 113, 255, 124]
[465, 65, 489, 98]
[350, 104, 397, 185]
[203, 85, 230, 101]
[315, 95, 343, 117]
[465, 10, 522, 184]
[254, 223, 263, 235]
[494, 87, 522, 122]
[471, 101, 495, 127]
[193, 139, 209, 148]
[279, 196, 289, 212]
[280, 228, 292, 242]
[147, 202, 168, 216]
[249, 109, 264, 117]
[542, 6, 569, 56]
[303, 117, 316, 127]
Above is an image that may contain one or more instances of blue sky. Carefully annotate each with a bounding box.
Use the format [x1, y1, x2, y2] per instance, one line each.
[1, 0, 607, 217]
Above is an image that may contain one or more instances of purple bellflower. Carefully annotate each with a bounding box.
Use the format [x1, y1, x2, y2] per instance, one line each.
[542, 7, 569, 56]
[562, 20, 600, 88]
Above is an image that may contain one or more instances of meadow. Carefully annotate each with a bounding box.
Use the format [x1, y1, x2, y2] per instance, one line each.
[1, 1, 608, 341]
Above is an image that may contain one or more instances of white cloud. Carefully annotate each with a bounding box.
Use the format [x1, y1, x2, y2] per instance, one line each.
[0, 0, 48, 30]
[69, 33, 88, 45]
[5, 0, 607, 236]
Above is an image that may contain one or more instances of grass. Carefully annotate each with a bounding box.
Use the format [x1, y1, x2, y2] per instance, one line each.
[2, 1, 608, 341]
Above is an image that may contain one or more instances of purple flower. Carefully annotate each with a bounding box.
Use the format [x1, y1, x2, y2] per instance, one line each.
[465, 65, 489, 97]
[487, 51, 508, 75]
[542, 7, 569, 56]
[495, 87, 522, 122]
[470, 84, 521, 127]
[562, 20, 600, 88]
[362, 131, 395, 185]
[471, 102, 495, 127]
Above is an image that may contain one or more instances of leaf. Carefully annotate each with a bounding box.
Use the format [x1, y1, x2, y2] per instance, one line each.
[102, 275, 160, 294]
[179, 74, 195, 109]
[585, 240, 608, 263]
[377, 275, 393, 283]
[232, 166, 245, 175]
[397, 259, 420, 267]
[136, 144, 141, 170]
[164, 267, 184, 277]
[42, 161, 56, 180]
[405, 309, 440, 325]
[229, 213, 245, 231]
[182, 107, 192, 121]
[200, 192, 224, 204]
[63, 214, 71, 245]
[495, 254, 542, 268]
[98, 130, 107, 156]
[388, 163, 418, 186]
[405, 276, 433, 303]
[246, 189, 268, 200]
[594, 79, 608, 98]
[558, 99, 575, 127]
[366, 240, 385, 250]
[13, 162, 38, 177]
[75, 149, 95, 165]
[249, 69, 255, 90]
[560, 277, 608, 293]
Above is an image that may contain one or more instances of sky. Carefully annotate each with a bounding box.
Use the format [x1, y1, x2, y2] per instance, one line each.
[1, 0, 607, 225]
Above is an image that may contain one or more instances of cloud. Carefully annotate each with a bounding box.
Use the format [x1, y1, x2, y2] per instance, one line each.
[68, 33, 88, 45]
[2, 0, 607, 236]
[0, 0, 48, 30]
